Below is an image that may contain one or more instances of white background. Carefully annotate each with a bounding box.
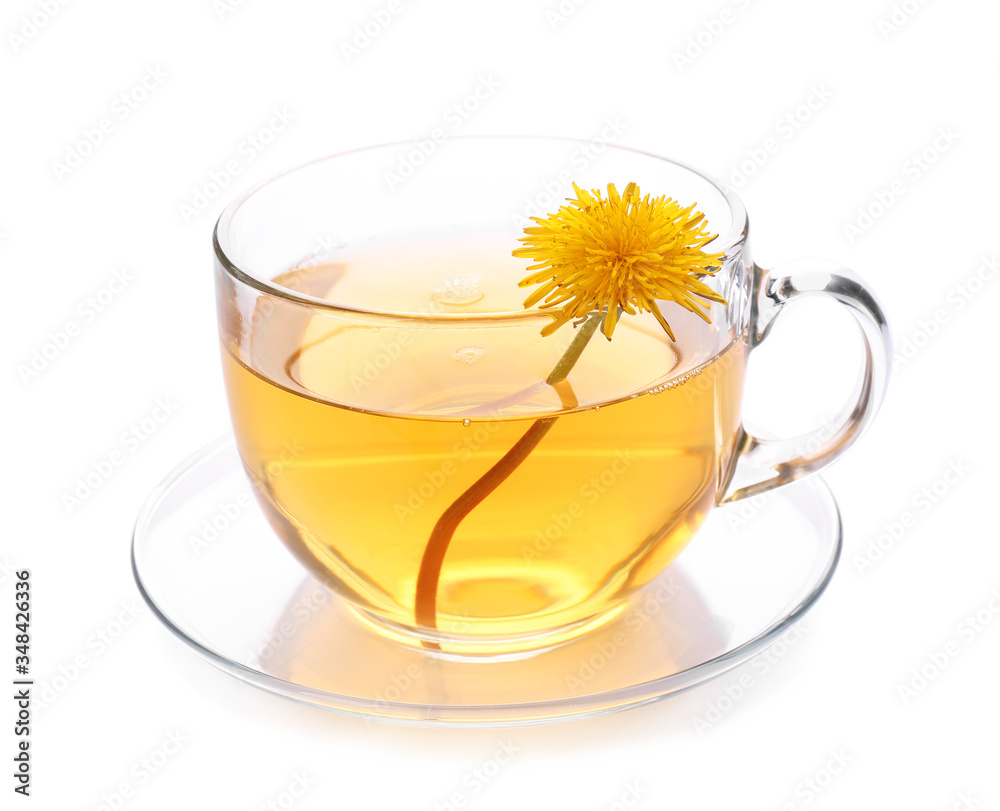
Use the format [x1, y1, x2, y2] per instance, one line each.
[4, 0, 999, 808]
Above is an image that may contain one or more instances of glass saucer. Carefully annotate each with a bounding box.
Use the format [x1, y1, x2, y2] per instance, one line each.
[131, 438, 841, 727]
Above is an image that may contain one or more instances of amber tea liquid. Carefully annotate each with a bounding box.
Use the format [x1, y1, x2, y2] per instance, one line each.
[221, 237, 746, 647]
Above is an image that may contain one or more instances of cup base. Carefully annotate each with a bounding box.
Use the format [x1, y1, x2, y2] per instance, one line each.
[347, 600, 629, 660]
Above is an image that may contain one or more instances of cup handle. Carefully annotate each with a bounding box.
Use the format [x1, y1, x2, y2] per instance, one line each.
[719, 259, 892, 504]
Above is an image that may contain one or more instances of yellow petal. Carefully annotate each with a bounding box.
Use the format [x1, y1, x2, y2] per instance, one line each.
[514, 181, 728, 341]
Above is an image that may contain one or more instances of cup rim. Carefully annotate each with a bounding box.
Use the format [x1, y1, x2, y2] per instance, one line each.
[213, 134, 749, 321]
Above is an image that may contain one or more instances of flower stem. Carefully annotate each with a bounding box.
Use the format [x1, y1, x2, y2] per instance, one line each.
[544, 312, 604, 385]
[413, 312, 605, 648]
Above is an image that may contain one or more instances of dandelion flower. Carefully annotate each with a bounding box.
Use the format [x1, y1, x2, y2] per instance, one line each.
[514, 182, 727, 340]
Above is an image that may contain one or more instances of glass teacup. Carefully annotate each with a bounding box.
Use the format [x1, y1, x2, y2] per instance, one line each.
[214, 136, 889, 655]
